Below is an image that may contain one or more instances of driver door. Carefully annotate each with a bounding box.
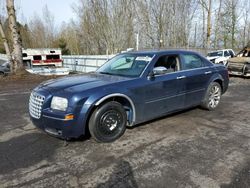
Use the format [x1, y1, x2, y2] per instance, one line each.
[142, 54, 185, 120]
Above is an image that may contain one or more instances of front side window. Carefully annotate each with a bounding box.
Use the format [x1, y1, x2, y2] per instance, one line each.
[181, 54, 204, 70]
[97, 54, 153, 77]
[154, 55, 180, 72]
[207, 51, 223, 57]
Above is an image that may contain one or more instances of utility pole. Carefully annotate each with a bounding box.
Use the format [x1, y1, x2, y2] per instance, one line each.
[136, 32, 139, 51]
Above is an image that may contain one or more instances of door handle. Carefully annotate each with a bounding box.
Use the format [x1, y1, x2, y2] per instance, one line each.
[176, 76, 186, 80]
[205, 71, 212, 74]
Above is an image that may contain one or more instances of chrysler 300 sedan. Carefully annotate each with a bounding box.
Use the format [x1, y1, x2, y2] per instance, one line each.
[29, 50, 229, 142]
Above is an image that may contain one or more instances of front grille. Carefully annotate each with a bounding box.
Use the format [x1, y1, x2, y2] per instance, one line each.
[228, 62, 244, 69]
[29, 92, 45, 119]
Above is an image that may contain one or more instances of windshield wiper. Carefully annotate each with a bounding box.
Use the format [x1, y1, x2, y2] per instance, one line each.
[99, 71, 113, 75]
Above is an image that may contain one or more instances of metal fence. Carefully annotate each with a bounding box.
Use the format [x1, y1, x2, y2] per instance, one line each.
[62, 55, 114, 73]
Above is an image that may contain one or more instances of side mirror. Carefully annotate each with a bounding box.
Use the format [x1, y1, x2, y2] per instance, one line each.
[147, 66, 167, 80]
[153, 66, 167, 75]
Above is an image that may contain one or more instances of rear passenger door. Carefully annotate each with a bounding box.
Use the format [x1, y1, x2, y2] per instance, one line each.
[179, 53, 213, 107]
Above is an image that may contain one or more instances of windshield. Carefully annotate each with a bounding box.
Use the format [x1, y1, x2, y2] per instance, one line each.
[207, 51, 223, 57]
[97, 54, 153, 77]
[1, 61, 9, 67]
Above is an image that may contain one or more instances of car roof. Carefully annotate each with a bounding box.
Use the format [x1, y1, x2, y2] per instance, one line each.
[209, 49, 233, 53]
[124, 49, 200, 56]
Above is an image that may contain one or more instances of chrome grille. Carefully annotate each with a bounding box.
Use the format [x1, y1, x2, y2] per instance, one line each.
[29, 92, 45, 119]
[228, 62, 244, 69]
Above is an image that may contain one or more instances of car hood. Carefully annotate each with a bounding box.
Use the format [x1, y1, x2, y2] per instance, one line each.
[38, 73, 132, 93]
[207, 56, 220, 60]
[228, 57, 250, 64]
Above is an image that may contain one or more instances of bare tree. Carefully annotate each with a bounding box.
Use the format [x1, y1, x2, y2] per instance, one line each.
[214, 0, 223, 48]
[199, 0, 212, 49]
[6, 0, 249, 55]
[43, 5, 55, 47]
[6, 0, 23, 73]
[241, 0, 250, 47]
[0, 20, 11, 62]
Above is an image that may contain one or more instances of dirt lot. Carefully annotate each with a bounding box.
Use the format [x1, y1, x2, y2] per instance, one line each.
[0, 75, 249, 188]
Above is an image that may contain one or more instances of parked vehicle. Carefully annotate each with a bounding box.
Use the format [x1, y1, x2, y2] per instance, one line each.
[29, 50, 229, 142]
[0, 61, 10, 77]
[227, 47, 250, 77]
[207, 49, 235, 65]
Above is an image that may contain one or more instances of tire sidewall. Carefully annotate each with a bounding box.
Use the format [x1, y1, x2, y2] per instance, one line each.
[89, 101, 127, 142]
[0, 72, 4, 78]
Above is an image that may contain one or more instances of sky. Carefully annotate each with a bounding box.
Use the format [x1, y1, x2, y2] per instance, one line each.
[1, 0, 78, 26]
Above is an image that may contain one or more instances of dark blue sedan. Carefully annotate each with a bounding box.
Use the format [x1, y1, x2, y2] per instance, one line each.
[29, 50, 229, 142]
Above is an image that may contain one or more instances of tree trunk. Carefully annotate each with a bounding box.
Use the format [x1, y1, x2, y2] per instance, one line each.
[6, 0, 23, 73]
[0, 21, 12, 65]
[206, 0, 212, 49]
[214, 0, 222, 48]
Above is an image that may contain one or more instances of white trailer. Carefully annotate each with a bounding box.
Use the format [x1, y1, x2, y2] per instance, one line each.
[23, 48, 63, 67]
[23, 48, 69, 75]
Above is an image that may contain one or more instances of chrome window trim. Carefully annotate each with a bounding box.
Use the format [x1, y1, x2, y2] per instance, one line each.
[140, 54, 156, 77]
[152, 66, 212, 78]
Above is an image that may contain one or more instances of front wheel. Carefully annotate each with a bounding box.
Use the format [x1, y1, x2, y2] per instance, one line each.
[89, 101, 127, 142]
[201, 82, 222, 110]
[0, 72, 4, 78]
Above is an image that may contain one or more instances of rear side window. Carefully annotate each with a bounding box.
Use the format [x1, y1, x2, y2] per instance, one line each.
[228, 50, 234, 57]
[181, 54, 204, 70]
[224, 51, 230, 57]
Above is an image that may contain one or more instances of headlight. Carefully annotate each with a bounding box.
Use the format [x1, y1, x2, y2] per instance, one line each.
[51, 96, 68, 111]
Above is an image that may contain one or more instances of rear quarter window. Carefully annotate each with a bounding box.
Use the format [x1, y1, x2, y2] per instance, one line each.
[181, 54, 204, 70]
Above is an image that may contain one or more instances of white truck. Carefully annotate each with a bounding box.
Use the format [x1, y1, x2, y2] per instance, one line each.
[206, 49, 235, 66]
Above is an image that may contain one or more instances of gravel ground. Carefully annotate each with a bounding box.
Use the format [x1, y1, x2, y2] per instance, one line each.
[0, 75, 249, 188]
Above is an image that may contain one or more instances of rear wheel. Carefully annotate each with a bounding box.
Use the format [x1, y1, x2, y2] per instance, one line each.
[89, 101, 127, 142]
[201, 82, 222, 110]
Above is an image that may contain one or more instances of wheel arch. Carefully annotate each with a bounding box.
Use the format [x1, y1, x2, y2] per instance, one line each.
[94, 93, 136, 126]
[213, 79, 223, 90]
[209, 72, 225, 92]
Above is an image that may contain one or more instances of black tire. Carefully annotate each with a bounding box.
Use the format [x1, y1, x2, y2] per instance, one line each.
[0, 72, 4, 78]
[89, 101, 127, 142]
[201, 82, 222, 110]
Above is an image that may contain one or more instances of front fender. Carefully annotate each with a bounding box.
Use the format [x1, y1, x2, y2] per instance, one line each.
[76, 89, 137, 133]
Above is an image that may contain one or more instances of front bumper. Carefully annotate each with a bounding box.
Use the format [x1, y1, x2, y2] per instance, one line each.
[30, 110, 88, 139]
[228, 63, 250, 77]
[29, 88, 89, 139]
